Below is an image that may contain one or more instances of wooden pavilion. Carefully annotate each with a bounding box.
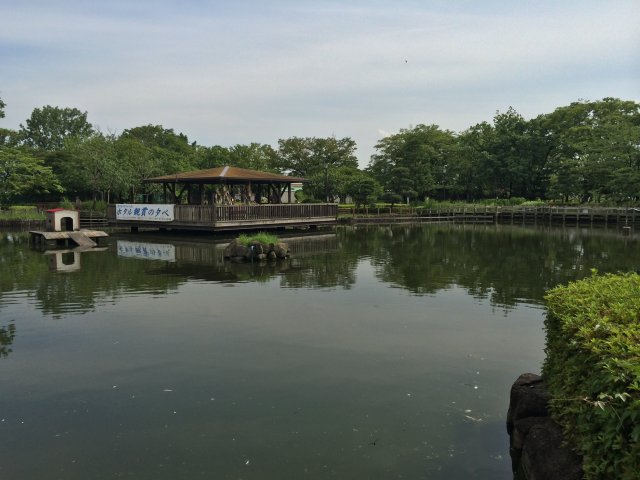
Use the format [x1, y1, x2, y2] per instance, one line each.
[107, 166, 338, 232]
[146, 166, 306, 205]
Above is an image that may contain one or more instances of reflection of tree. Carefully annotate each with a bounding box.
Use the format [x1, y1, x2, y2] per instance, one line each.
[0, 323, 16, 358]
[279, 252, 358, 289]
[163, 257, 293, 283]
[2, 227, 638, 315]
[0, 232, 183, 318]
[162, 241, 360, 289]
[0, 233, 359, 317]
[338, 224, 640, 308]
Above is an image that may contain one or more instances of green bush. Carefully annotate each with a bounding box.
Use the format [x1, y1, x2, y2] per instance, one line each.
[237, 232, 279, 246]
[59, 197, 75, 210]
[543, 272, 640, 479]
[80, 200, 107, 215]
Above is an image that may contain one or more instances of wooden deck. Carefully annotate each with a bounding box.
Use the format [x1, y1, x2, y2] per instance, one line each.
[29, 229, 109, 248]
[107, 203, 338, 231]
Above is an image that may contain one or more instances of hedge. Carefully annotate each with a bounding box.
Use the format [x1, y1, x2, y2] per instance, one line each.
[543, 272, 640, 479]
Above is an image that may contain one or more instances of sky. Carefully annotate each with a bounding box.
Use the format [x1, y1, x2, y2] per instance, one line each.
[1, 0, 638, 168]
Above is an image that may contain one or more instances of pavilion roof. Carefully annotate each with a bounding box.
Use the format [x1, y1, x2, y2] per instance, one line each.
[145, 166, 306, 184]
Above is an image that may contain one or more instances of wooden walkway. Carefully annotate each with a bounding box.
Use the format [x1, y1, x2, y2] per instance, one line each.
[339, 206, 640, 226]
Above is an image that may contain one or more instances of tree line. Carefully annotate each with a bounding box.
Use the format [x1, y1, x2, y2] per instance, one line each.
[0, 96, 638, 208]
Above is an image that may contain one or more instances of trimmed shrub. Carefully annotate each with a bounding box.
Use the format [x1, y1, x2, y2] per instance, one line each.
[543, 272, 640, 479]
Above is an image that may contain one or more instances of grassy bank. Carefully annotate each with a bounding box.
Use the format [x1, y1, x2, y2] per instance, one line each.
[0, 206, 45, 221]
[544, 272, 640, 479]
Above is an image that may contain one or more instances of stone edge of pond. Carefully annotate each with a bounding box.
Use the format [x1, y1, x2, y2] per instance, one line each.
[507, 373, 583, 480]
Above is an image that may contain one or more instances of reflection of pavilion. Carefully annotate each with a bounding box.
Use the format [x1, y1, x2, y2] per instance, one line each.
[107, 166, 337, 232]
[116, 234, 339, 265]
[114, 234, 339, 285]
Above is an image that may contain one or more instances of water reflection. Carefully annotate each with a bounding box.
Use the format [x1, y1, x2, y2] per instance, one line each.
[1, 225, 638, 479]
[117, 240, 176, 262]
[340, 224, 640, 307]
[0, 322, 16, 358]
[0, 225, 638, 318]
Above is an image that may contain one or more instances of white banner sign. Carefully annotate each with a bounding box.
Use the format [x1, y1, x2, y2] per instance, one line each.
[117, 240, 176, 262]
[116, 204, 174, 222]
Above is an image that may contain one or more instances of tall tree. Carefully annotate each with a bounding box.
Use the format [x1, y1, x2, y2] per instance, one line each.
[19, 105, 93, 150]
[114, 136, 154, 202]
[0, 96, 5, 118]
[544, 98, 640, 202]
[489, 107, 550, 199]
[0, 146, 63, 207]
[0, 128, 20, 147]
[63, 133, 121, 206]
[368, 125, 455, 201]
[450, 122, 494, 200]
[341, 170, 382, 207]
[192, 145, 231, 170]
[277, 136, 358, 201]
[228, 143, 278, 171]
[120, 124, 196, 174]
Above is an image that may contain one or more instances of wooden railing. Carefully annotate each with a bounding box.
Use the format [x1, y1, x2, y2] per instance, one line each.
[214, 203, 337, 222]
[336, 205, 640, 225]
[337, 205, 640, 218]
[108, 203, 338, 226]
[174, 205, 216, 224]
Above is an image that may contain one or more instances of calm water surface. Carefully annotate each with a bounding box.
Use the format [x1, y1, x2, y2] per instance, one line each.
[1, 224, 638, 479]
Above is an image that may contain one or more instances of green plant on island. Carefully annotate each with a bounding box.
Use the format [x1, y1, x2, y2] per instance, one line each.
[543, 272, 640, 480]
[236, 232, 279, 246]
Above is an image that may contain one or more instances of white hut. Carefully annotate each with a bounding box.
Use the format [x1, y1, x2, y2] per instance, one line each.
[45, 208, 79, 232]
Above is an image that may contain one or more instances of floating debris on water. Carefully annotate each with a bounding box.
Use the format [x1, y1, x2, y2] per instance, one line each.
[463, 414, 483, 423]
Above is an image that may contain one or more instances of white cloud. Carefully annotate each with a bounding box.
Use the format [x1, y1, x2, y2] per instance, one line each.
[1, 0, 638, 167]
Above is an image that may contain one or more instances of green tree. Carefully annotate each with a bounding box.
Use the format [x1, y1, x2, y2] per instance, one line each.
[121, 124, 196, 174]
[0, 128, 20, 147]
[450, 122, 494, 200]
[544, 98, 640, 203]
[277, 136, 358, 201]
[0, 146, 63, 207]
[114, 136, 154, 202]
[490, 108, 528, 198]
[63, 133, 122, 206]
[19, 105, 94, 150]
[228, 143, 278, 171]
[0, 96, 5, 118]
[342, 170, 382, 207]
[192, 145, 231, 170]
[368, 125, 455, 201]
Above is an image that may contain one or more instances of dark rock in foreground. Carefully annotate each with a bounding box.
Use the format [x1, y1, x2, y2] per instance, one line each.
[507, 373, 583, 480]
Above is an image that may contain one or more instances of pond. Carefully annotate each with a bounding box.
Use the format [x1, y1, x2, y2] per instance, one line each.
[1, 224, 638, 479]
